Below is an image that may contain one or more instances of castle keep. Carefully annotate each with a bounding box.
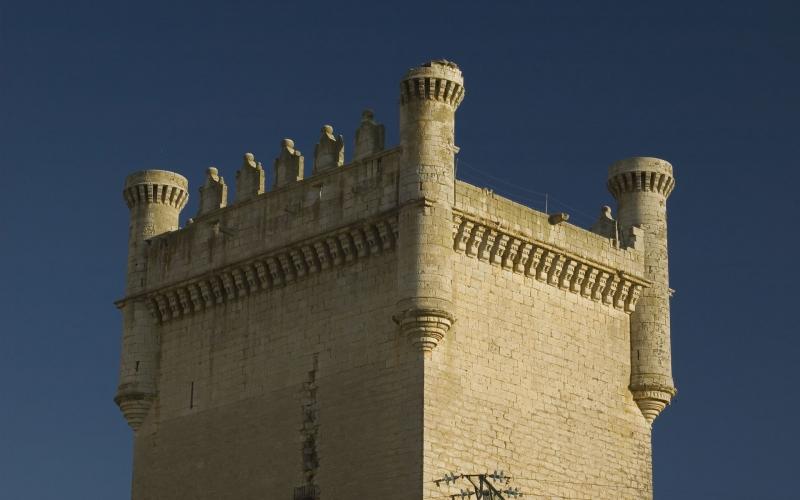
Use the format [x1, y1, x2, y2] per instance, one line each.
[114, 60, 677, 499]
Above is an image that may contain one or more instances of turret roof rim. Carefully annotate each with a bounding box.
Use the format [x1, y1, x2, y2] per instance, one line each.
[125, 169, 189, 185]
[608, 156, 673, 178]
[402, 60, 464, 83]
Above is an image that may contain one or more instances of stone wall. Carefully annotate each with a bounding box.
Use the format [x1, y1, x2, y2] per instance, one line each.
[420, 183, 652, 499]
[138, 149, 400, 291]
[132, 246, 423, 500]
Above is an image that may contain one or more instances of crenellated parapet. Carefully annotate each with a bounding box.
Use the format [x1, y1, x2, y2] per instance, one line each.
[179, 112, 388, 223]
[116, 114, 395, 431]
[399, 59, 465, 108]
[135, 147, 401, 289]
[608, 158, 675, 200]
[123, 171, 189, 212]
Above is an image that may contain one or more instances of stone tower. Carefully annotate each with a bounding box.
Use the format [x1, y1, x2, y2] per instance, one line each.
[116, 170, 188, 430]
[608, 158, 677, 422]
[114, 60, 677, 500]
[395, 60, 464, 352]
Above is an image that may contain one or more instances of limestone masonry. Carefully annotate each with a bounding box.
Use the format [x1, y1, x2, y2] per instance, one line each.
[115, 60, 678, 499]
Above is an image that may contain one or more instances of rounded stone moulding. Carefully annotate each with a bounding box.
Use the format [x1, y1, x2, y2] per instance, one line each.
[632, 388, 677, 425]
[607, 156, 675, 199]
[116, 398, 154, 432]
[394, 308, 456, 353]
[123, 169, 190, 210]
[399, 60, 465, 108]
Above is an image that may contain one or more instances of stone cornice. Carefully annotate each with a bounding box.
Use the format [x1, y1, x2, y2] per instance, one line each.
[117, 213, 399, 324]
[453, 212, 651, 313]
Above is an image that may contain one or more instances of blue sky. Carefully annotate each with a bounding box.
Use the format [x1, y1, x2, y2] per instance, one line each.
[1, 1, 798, 498]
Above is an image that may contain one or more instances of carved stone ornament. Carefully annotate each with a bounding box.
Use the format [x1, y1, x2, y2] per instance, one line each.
[274, 139, 304, 189]
[353, 109, 385, 161]
[590, 205, 617, 239]
[198, 167, 228, 216]
[235, 152, 265, 202]
[393, 308, 455, 353]
[113, 391, 155, 432]
[313, 125, 345, 174]
[631, 386, 677, 425]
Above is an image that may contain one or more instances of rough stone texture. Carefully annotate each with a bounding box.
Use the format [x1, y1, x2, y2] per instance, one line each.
[115, 60, 676, 499]
[608, 157, 677, 422]
[313, 125, 345, 174]
[118, 170, 188, 431]
[274, 138, 304, 189]
[234, 152, 264, 203]
[197, 167, 227, 216]
[353, 109, 385, 161]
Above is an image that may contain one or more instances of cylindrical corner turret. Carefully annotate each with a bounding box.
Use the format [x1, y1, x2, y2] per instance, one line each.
[123, 170, 189, 293]
[608, 157, 676, 424]
[399, 59, 464, 204]
[117, 169, 188, 431]
[395, 60, 465, 353]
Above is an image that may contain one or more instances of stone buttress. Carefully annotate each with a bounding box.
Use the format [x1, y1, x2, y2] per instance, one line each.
[394, 60, 465, 353]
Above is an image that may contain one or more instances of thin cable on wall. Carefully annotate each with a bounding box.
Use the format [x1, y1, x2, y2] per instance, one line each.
[455, 159, 600, 227]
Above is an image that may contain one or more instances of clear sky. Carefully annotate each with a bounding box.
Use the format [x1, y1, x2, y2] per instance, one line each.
[1, 1, 798, 498]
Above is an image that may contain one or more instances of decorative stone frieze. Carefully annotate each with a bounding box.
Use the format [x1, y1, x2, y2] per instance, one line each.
[392, 308, 455, 353]
[452, 212, 650, 313]
[132, 214, 399, 324]
[399, 59, 465, 107]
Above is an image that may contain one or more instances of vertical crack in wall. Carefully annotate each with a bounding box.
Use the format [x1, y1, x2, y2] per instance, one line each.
[294, 354, 319, 500]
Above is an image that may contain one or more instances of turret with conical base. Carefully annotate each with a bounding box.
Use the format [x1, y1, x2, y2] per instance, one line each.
[608, 157, 677, 424]
[394, 60, 465, 353]
[116, 170, 188, 431]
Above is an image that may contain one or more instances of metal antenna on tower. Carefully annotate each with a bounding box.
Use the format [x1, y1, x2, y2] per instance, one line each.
[434, 471, 524, 499]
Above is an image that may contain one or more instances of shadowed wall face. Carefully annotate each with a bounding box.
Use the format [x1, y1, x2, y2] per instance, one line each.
[131, 255, 424, 500]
